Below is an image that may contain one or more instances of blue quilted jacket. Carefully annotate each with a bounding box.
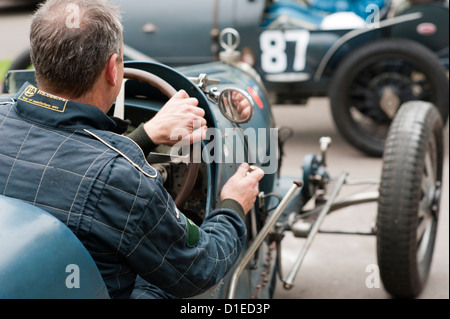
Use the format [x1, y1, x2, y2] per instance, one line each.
[0, 83, 247, 298]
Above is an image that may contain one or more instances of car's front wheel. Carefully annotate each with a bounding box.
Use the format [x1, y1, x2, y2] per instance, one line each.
[377, 101, 443, 298]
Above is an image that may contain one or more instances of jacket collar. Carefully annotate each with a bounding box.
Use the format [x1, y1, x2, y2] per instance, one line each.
[14, 82, 125, 133]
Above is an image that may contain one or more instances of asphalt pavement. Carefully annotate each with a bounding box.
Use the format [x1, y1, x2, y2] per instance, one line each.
[0, 8, 448, 299]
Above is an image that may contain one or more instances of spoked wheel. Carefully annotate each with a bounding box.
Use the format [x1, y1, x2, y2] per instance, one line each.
[330, 38, 449, 157]
[377, 101, 444, 298]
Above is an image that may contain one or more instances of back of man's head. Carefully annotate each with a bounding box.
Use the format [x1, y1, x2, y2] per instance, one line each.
[30, 0, 123, 99]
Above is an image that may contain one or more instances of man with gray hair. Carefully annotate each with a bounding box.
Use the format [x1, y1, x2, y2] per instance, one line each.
[0, 0, 264, 298]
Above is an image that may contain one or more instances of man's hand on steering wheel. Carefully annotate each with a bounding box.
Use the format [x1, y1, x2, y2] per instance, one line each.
[143, 90, 208, 146]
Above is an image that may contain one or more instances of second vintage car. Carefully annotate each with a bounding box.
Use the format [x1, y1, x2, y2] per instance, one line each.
[5, 0, 449, 156]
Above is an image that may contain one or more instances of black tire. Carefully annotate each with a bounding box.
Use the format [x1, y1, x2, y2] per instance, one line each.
[329, 38, 449, 157]
[8, 48, 32, 71]
[377, 101, 443, 298]
[2, 48, 32, 93]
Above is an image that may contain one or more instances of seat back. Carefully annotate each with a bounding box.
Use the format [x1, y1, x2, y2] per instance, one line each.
[0, 195, 109, 299]
[309, 0, 391, 19]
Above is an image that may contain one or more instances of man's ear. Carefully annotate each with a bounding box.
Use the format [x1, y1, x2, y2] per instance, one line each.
[106, 53, 119, 87]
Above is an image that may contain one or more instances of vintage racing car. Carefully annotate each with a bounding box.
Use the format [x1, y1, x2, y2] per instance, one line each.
[5, 0, 448, 157]
[0, 30, 445, 299]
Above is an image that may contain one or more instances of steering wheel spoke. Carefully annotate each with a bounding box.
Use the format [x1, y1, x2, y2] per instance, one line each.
[121, 67, 200, 208]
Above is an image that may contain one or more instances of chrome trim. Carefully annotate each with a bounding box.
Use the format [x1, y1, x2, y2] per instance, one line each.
[227, 180, 303, 299]
[283, 172, 348, 289]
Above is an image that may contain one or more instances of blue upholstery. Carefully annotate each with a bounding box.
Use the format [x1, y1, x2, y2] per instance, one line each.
[262, 0, 391, 29]
[310, 0, 391, 19]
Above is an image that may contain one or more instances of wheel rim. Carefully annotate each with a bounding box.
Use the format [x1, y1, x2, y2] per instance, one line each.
[347, 57, 436, 144]
[416, 144, 440, 265]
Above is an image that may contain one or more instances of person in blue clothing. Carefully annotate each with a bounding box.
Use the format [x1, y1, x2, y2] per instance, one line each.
[0, 0, 264, 298]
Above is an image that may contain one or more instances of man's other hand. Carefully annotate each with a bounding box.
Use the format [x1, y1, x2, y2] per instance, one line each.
[221, 163, 265, 214]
